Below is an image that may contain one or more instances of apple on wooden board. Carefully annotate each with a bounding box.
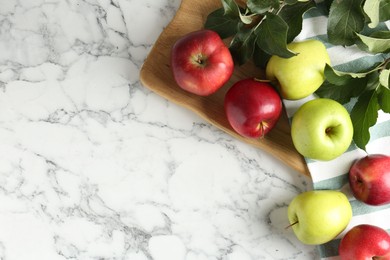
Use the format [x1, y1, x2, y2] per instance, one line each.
[224, 78, 283, 138]
[291, 98, 353, 161]
[170, 29, 234, 96]
[287, 190, 352, 245]
[266, 39, 330, 100]
[339, 224, 390, 260]
[349, 154, 390, 206]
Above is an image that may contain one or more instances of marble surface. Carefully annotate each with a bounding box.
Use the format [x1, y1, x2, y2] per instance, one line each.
[0, 0, 317, 259]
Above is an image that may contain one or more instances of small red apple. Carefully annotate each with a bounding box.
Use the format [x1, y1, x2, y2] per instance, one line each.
[348, 154, 390, 206]
[224, 78, 282, 138]
[170, 29, 234, 96]
[339, 224, 390, 260]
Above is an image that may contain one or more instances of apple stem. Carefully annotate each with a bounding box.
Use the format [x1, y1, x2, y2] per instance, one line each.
[195, 54, 206, 66]
[257, 121, 269, 139]
[285, 221, 299, 230]
[325, 127, 333, 136]
[254, 78, 271, 83]
[372, 252, 390, 260]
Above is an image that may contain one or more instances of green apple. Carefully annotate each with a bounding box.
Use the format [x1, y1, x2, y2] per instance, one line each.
[287, 190, 352, 245]
[266, 39, 330, 100]
[291, 98, 353, 161]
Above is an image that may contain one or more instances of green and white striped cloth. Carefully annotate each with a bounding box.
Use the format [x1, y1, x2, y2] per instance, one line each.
[283, 3, 390, 259]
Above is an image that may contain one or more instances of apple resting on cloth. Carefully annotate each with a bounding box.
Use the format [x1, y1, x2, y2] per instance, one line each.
[291, 98, 353, 161]
[171, 29, 234, 96]
[339, 224, 390, 260]
[224, 79, 282, 138]
[265, 39, 330, 100]
[287, 190, 352, 245]
[349, 154, 390, 206]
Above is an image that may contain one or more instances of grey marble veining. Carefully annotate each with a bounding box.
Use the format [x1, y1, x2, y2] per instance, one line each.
[0, 0, 317, 259]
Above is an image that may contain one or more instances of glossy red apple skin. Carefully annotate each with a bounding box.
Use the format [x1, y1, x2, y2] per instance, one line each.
[170, 29, 234, 96]
[224, 79, 282, 138]
[339, 224, 390, 260]
[348, 154, 390, 206]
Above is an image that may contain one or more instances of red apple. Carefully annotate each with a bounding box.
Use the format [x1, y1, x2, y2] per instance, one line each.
[348, 154, 390, 206]
[339, 224, 390, 260]
[224, 78, 282, 138]
[170, 29, 234, 96]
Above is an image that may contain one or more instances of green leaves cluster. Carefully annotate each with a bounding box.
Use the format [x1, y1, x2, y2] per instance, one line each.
[315, 0, 390, 151]
[327, 0, 390, 51]
[316, 59, 390, 151]
[204, 0, 390, 152]
[205, 0, 390, 64]
[204, 0, 316, 65]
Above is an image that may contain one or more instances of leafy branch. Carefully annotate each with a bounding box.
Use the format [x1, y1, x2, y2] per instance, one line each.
[315, 59, 390, 150]
[205, 0, 390, 64]
[315, 0, 390, 150]
[204, 0, 390, 151]
[204, 0, 316, 65]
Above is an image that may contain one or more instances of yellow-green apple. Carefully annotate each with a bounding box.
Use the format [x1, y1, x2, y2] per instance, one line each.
[265, 39, 330, 100]
[287, 190, 352, 245]
[291, 98, 353, 161]
[339, 224, 390, 260]
[224, 78, 282, 138]
[348, 154, 390, 206]
[170, 29, 234, 96]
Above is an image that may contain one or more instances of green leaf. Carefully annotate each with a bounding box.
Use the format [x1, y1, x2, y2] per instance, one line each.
[371, 31, 390, 39]
[364, 0, 381, 28]
[350, 89, 380, 150]
[379, 69, 390, 88]
[379, 85, 390, 113]
[278, 1, 316, 42]
[285, 0, 299, 4]
[229, 26, 257, 65]
[324, 64, 355, 85]
[247, 0, 279, 14]
[364, 0, 390, 28]
[326, 61, 386, 79]
[221, 0, 240, 17]
[253, 44, 271, 68]
[323, 0, 333, 13]
[204, 8, 240, 39]
[366, 70, 382, 90]
[316, 73, 368, 104]
[239, 13, 255, 25]
[255, 12, 296, 58]
[379, 0, 390, 22]
[316, 81, 362, 104]
[327, 0, 366, 46]
[356, 32, 390, 53]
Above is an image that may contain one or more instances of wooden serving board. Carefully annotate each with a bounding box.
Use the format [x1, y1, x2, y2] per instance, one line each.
[139, 0, 310, 177]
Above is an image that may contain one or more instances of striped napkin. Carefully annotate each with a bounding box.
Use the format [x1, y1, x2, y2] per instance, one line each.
[282, 3, 390, 259]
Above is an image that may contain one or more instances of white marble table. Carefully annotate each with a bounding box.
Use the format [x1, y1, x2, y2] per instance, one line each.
[0, 0, 318, 259]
